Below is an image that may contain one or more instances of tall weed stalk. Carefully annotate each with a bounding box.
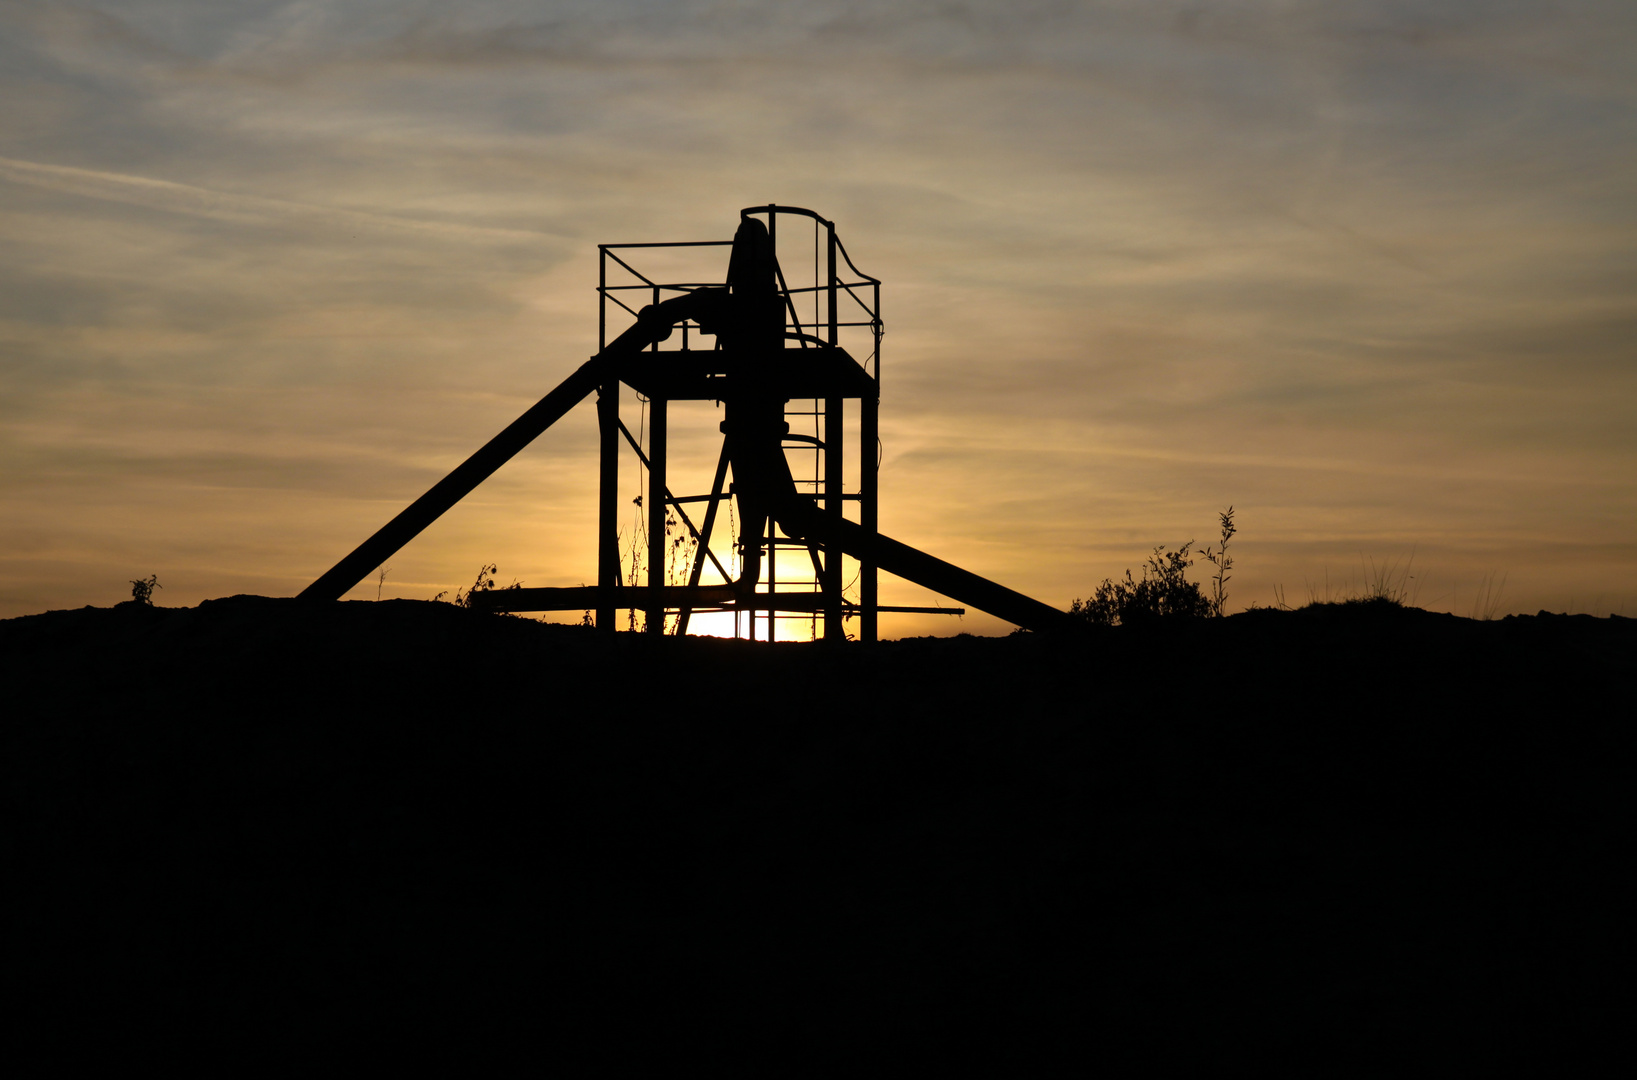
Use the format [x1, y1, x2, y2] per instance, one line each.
[1198, 506, 1235, 617]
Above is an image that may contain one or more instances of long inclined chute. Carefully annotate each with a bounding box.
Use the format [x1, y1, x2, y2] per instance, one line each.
[776, 503, 1076, 634]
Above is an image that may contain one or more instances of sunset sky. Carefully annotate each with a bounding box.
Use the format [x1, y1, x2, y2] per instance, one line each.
[3, 1, 1634, 635]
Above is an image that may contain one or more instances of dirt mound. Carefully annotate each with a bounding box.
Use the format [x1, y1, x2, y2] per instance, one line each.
[5, 599, 1631, 1058]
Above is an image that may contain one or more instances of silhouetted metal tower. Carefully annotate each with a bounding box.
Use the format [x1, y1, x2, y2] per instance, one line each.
[300, 206, 1073, 640]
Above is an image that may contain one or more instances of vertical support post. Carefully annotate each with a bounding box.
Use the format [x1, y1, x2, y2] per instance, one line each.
[766, 204, 777, 645]
[597, 384, 618, 633]
[861, 389, 878, 644]
[827, 221, 838, 348]
[824, 220, 842, 641]
[646, 397, 667, 634]
[596, 247, 617, 634]
[873, 281, 882, 387]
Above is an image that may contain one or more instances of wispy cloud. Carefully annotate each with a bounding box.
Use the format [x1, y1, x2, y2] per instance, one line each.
[0, 154, 566, 243]
[3, 0, 1635, 623]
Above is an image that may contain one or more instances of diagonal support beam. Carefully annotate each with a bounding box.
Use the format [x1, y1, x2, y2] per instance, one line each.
[299, 354, 610, 602]
[300, 288, 724, 603]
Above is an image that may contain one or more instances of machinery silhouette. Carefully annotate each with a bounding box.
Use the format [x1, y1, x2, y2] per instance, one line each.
[301, 205, 1074, 639]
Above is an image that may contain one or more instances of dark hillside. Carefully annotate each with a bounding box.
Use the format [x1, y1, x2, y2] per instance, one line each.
[4, 598, 1632, 1059]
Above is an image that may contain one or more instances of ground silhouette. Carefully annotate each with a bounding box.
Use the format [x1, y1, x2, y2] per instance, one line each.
[4, 597, 1631, 1060]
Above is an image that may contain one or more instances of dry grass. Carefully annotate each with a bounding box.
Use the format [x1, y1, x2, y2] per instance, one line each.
[1468, 570, 1509, 621]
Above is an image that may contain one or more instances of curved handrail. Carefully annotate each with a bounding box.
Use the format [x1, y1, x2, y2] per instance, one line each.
[740, 203, 829, 227]
[738, 204, 882, 285]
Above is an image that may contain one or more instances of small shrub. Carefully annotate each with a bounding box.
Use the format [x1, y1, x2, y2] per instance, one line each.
[130, 574, 161, 606]
[1071, 542, 1211, 627]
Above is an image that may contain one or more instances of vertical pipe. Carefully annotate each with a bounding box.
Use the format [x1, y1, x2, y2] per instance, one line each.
[647, 397, 667, 634]
[765, 504, 776, 643]
[861, 390, 878, 644]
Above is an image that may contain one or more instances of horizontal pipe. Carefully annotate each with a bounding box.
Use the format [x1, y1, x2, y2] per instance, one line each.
[600, 241, 734, 249]
[467, 585, 972, 620]
[471, 585, 738, 612]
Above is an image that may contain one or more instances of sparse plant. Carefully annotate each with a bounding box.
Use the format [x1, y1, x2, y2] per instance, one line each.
[376, 565, 390, 601]
[577, 581, 593, 627]
[129, 574, 161, 606]
[450, 563, 522, 610]
[1303, 551, 1420, 609]
[1303, 568, 1333, 607]
[1197, 506, 1235, 617]
[623, 511, 644, 632]
[665, 510, 697, 635]
[1358, 549, 1417, 606]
